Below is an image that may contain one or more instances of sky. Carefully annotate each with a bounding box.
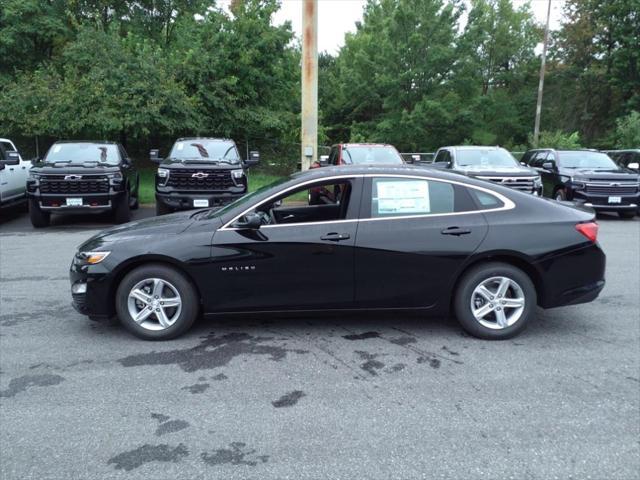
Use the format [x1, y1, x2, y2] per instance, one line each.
[267, 0, 566, 54]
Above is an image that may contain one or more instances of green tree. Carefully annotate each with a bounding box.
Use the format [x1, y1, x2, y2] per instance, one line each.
[614, 111, 640, 148]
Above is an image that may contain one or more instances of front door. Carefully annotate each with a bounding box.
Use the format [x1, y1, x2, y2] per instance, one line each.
[208, 177, 363, 312]
[354, 176, 488, 309]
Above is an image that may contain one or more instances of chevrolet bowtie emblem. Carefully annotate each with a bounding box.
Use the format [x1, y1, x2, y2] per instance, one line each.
[64, 175, 82, 180]
[192, 172, 209, 179]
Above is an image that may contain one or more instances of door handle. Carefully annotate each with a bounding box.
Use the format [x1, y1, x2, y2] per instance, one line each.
[441, 226, 471, 236]
[321, 232, 351, 241]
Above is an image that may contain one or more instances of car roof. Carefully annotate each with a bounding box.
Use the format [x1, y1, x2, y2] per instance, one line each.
[442, 145, 505, 150]
[176, 137, 234, 142]
[337, 143, 396, 148]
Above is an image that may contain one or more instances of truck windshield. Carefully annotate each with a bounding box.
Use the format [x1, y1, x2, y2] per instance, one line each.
[44, 143, 120, 165]
[342, 146, 403, 165]
[456, 149, 519, 167]
[170, 140, 240, 164]
[559, 151, 618, 169]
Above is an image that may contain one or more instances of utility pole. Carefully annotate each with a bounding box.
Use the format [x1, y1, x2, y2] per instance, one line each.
[533, 0, 552, 147]
[301, 0, 318, 170]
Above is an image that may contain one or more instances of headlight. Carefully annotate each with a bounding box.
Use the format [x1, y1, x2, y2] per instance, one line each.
[79, 251, 111, 265]
[570, 177, 586, 190]
[157, 168, 169, 178]
[231, 169, 245, 179]
[28, 172, 40, 180]
[109, 172, 123, 180]
[533, 176, 542, 188]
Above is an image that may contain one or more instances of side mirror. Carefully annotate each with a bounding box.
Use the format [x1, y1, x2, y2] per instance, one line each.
[149, 149, 162, 163]
[520, 161, 527, 166]
[319, 155, 329, 167]
[627, 162, 639, 170]
[542, 161, 555, 170]
[234, 212, 262, 230]
[245, 151, 260, 167]
[411, 154, 421, 164]
[0, 151, 20, 169]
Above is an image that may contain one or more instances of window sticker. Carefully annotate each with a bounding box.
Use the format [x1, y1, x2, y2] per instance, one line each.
[53, 145, 61, 153]
[375, 180, 430, 215]
[176, 142, 184, 151]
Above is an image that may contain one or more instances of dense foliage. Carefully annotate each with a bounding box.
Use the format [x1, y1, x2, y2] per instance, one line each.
[0, 0, 638, 170]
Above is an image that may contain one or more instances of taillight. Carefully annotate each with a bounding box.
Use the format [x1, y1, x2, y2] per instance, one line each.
[576, 222, 599, 242]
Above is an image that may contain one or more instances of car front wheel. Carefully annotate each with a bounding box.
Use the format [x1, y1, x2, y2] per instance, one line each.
[115, 264, 199, 340]
[454, 262, 536, 340]
[28, 198, 50, 228]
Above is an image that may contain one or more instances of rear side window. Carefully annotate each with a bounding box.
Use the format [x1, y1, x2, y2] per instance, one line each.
[369, 177, 476, 218]
[468, 189, 505, 210]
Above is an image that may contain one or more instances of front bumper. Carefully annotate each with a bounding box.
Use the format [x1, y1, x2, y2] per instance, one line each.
[28, 191, 125, 214]
[156, 191, 245, 210]
[569, 190, 639, 212]
[70, 256, 114, 321]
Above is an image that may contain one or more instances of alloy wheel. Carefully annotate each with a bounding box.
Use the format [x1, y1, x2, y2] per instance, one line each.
[127, 278, 182, 331]
[470, 276, 525, 330]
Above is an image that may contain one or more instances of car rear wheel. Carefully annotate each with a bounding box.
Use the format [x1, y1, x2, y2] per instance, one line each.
[454, 262, 536, 340]
[28, 198, 50, 228]
[554, 189, 566, 201]
[116, 264, 198, 340]
[155, 201, 172, 216]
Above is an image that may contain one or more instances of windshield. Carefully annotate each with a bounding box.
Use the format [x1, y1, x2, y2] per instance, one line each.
[44, 143, 120, 165]
[559, 151, 618, 169]
[169, 140, 240, 164]
[342, 146, 403, 165]
[456, 148, 519, 167]
[205, 177, 289, 219]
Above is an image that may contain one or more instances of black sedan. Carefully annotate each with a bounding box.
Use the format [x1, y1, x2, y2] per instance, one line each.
[70, 165, 605, 340]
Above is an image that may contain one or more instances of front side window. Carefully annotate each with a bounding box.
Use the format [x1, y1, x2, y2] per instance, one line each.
[369, 177, 479, 218]
[434, 150, 451, 164]
[44, 143, 120, 165]
[234, 179, 354, 227]
[169, 140, 240, 164]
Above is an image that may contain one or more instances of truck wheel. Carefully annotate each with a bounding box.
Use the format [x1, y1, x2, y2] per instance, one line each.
[454, 262, 536, 340]
[554, 189, 566, 201]
[28, 198, 50, 228]
[155, 201, 172, 216]
[618, 210, 636, 219]
[130, 180, 140, 210]
[113, 194, 131, 224]
[115, 264, 199, 340]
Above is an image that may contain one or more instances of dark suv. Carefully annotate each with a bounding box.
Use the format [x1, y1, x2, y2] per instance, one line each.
[151, 138, 259, 215]
[26, 141, 139, 227]
[522, 149, 640, 218]
[430, 146, 542, 195]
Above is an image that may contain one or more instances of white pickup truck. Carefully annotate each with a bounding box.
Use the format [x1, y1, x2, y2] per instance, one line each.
[0, 138, 31, 207]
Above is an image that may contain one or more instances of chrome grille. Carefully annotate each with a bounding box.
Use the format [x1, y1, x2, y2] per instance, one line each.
[476, 176, 536, 192]
[166, 169, 235, 190]
[584, 183, 638, 195]
[39, 175, 109, 194]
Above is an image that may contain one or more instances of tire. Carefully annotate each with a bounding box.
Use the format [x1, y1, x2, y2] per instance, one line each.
[155, 200, 172, 216]
[113, 193, 131, 224]
[618, 210, 636, 219]
[28, 198, 50, 228]
[454, 262, 536, 340]
[554, 189, 566, 201]
[115, 264, 199, 340]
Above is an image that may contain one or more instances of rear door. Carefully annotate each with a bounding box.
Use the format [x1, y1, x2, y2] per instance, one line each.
[354, 175, 489, 309]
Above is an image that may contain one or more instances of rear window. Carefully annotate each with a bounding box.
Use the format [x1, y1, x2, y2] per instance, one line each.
[469, 189, 505, 210]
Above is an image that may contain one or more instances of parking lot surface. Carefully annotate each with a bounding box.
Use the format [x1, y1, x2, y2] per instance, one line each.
[1, 208, 639, 479]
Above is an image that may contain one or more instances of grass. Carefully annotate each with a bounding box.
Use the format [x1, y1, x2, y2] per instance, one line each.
[136, 168, 284, 206]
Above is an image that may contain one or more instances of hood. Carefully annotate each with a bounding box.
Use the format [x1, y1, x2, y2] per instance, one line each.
[457, 164, 538, 176]
[79, 210, 201, 251]
[160, 159, 243, 171]
[559, 167, 639, 182]
[31, 162, 121, 175]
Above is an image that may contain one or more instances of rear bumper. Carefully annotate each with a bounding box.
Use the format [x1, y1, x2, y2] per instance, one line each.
[156, 191, 245, 210]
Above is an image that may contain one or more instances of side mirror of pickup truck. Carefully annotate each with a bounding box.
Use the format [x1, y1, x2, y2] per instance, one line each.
[234, 212, 262, 230]
[627, 162, 639, 171]
[149, 149, 162, 163]
[244, 151, 260, 167]
[0, 151, 20, 170]
[318, 155, 329, 167]
[542, 161, 556, 170]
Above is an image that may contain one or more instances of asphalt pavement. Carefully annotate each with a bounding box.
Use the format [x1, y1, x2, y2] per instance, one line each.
[0, 207, 638, 479]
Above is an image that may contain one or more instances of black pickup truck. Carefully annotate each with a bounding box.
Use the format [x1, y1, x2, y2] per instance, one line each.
[26, 141, 139, 227]
[429, 146, 543, 195]
[522, 149, 640, 218]
[151, 137, 259, 215]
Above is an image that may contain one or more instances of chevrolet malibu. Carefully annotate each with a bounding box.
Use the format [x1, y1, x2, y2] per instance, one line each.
[70, 165, 605, 340]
